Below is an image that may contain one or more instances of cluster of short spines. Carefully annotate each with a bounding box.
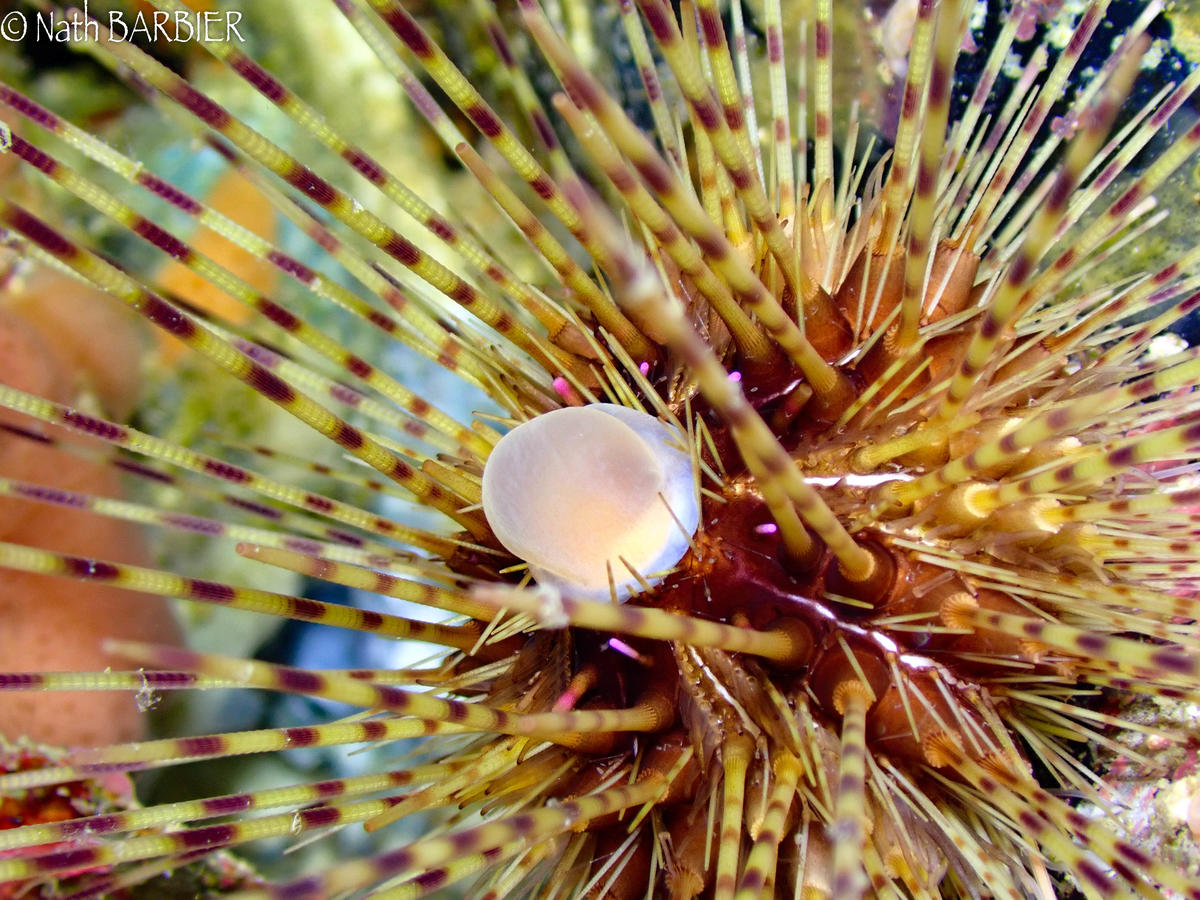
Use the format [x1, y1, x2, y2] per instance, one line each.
[3, 0, 1200, 897]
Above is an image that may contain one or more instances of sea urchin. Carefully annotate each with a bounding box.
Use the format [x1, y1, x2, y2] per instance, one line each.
[0, 0, 1199, 897]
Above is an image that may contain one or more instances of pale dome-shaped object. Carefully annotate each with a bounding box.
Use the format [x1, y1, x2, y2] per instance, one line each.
[481, 403, 699, 600]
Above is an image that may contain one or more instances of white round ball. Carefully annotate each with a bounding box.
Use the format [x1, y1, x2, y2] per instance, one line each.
[481, 404, 699, 600]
